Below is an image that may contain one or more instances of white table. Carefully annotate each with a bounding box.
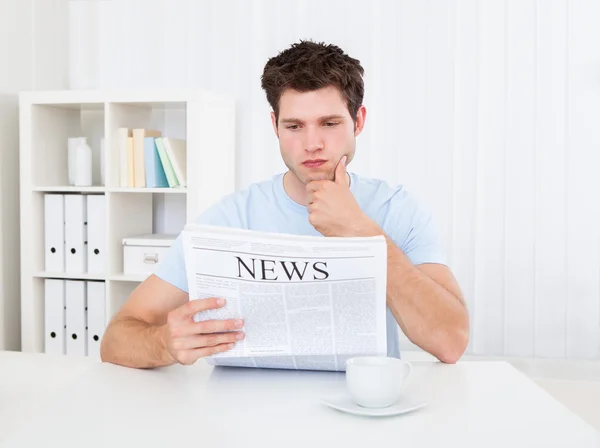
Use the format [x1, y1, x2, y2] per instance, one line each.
[1, 352, 599, 448]
[0, 351, 95, 441]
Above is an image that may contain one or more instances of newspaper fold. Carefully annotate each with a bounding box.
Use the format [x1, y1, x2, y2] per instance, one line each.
[181, 224, 388, 372]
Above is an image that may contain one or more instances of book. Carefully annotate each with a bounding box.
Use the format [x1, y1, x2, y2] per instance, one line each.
[144, 137, 169, 188]
[154, 137, 179, 188]
[127, 136, 134, 187]
[117, 128, 131, 187]
[162, 137, 187, 187]
[132, 129, 162, 187]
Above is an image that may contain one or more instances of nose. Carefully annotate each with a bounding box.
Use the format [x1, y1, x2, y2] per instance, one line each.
[304, 127, 324, 153]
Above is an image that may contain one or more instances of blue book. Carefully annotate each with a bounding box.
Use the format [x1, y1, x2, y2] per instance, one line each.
[144, 137, 169, 187]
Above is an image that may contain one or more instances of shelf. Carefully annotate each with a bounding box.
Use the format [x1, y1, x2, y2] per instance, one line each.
[20, 89, 236, 354]
[108, 187, 187, 194]
[32, 187, 188, 194]
[109, 274, 149, 283]
[19, 89, 225, 106]
[33, 186, 106, 193]
[34, 272, 106, 281]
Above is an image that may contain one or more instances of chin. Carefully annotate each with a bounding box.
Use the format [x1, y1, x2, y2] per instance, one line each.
[307, 173, 331, 181]
[301, 167, 333, 182]
[287, 165, 333, 185]
[305, 174, 334, 184]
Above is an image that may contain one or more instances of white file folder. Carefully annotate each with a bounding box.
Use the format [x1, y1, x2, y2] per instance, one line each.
[65, 195, 87, 273]
[87, 195, 106, 274]
[44, 279, 66, 355]
[66, 280, 87, 356]
[86, 281, 105, 359]
[44, 194, 65, 272]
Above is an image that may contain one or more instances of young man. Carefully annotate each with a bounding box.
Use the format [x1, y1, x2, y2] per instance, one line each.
[100, 40, 469, 369]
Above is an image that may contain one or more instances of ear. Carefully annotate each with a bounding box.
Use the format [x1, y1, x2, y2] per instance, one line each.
[270, 111, 279, 138]
[354, 105, 367, 137]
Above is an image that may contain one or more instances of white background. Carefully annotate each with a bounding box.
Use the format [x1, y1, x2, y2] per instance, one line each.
[0, 0, 69, 350]
[3, 0, 600, 359]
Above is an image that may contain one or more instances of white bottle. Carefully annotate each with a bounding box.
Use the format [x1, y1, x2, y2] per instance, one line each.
[67, 137, 80, 185]
[73, 137, 93, 187]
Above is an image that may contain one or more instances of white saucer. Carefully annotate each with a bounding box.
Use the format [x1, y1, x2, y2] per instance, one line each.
[322, 393, 427, 417]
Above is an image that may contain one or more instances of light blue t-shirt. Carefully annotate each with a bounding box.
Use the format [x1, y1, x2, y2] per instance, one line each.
[154, 171, 446, 359]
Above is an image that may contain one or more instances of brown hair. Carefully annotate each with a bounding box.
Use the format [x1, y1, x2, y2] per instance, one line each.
[261, 40, 365, 124]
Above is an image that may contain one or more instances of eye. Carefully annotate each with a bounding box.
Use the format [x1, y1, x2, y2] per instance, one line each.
[324, 122, 339, 127]
[286, 125, 299, 130]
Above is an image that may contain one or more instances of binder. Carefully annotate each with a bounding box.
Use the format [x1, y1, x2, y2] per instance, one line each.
[65, 280, 87, 356]
[44, 279, 66, 355]
[44, 194, 65, 272]
[86, 281, 106, 359]
[65, 194, 87, 273]
[87, 195, 106, 274]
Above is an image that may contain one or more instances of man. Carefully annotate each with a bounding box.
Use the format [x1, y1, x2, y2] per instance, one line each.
[100, 40, 469, 369]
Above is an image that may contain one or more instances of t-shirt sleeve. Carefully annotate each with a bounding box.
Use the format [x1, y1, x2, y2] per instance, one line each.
[388, 190, 447, 267]
[152, 233, 188, 292]
[152, 201, 234, 293]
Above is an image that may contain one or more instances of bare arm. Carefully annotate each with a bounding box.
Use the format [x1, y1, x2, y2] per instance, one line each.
[382, 235, 469, 364]
[304, 164, 469, 364]
[346, 223, 469, 363]
[100, 275, 183, 368]
[100, 274, 244, 369]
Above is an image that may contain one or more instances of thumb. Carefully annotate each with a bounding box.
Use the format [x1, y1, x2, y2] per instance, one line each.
[334, 156, 347, 185]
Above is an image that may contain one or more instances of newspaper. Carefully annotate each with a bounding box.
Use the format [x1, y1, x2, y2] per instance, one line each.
[180, 223, 388, 372]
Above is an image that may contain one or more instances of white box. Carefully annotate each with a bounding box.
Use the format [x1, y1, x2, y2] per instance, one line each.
[122, 234, 176, 276]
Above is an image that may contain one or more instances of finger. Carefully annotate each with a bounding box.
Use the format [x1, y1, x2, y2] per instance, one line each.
[192, 318, 244, 334]
[171, 319, 244, 338]
[176, 297, 226, 320]
[334, 155, 347, 185]
[307, 202, 318, 214]
[174, 331, 245, 350]
[178, 342, 236, 365]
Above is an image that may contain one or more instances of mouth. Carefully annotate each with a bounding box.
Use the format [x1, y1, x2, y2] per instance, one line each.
[302, 159, 327, 168]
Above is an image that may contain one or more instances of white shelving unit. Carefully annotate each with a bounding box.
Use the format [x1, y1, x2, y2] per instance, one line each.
[19, 89, 236, 353]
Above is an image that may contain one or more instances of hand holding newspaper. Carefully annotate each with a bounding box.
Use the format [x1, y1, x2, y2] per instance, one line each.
[181, 224, 388, 372]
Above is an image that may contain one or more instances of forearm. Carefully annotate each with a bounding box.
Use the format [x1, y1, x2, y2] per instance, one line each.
[384, 237, 469, 363]
[100, 316, 176, 369]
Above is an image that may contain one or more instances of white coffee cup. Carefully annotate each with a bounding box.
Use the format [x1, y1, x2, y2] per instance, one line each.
[345, 356, 412, 408]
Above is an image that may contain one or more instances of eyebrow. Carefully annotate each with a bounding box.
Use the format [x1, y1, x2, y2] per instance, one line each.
[280, 114, 346, 124]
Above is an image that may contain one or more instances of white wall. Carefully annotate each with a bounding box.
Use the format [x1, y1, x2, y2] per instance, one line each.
[0, 0, 31, 351]
[0, 0, 69, 350]
[68, 0, 600, 360]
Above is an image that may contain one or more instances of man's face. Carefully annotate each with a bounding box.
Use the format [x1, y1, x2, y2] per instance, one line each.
[271, 86, 366, 185]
